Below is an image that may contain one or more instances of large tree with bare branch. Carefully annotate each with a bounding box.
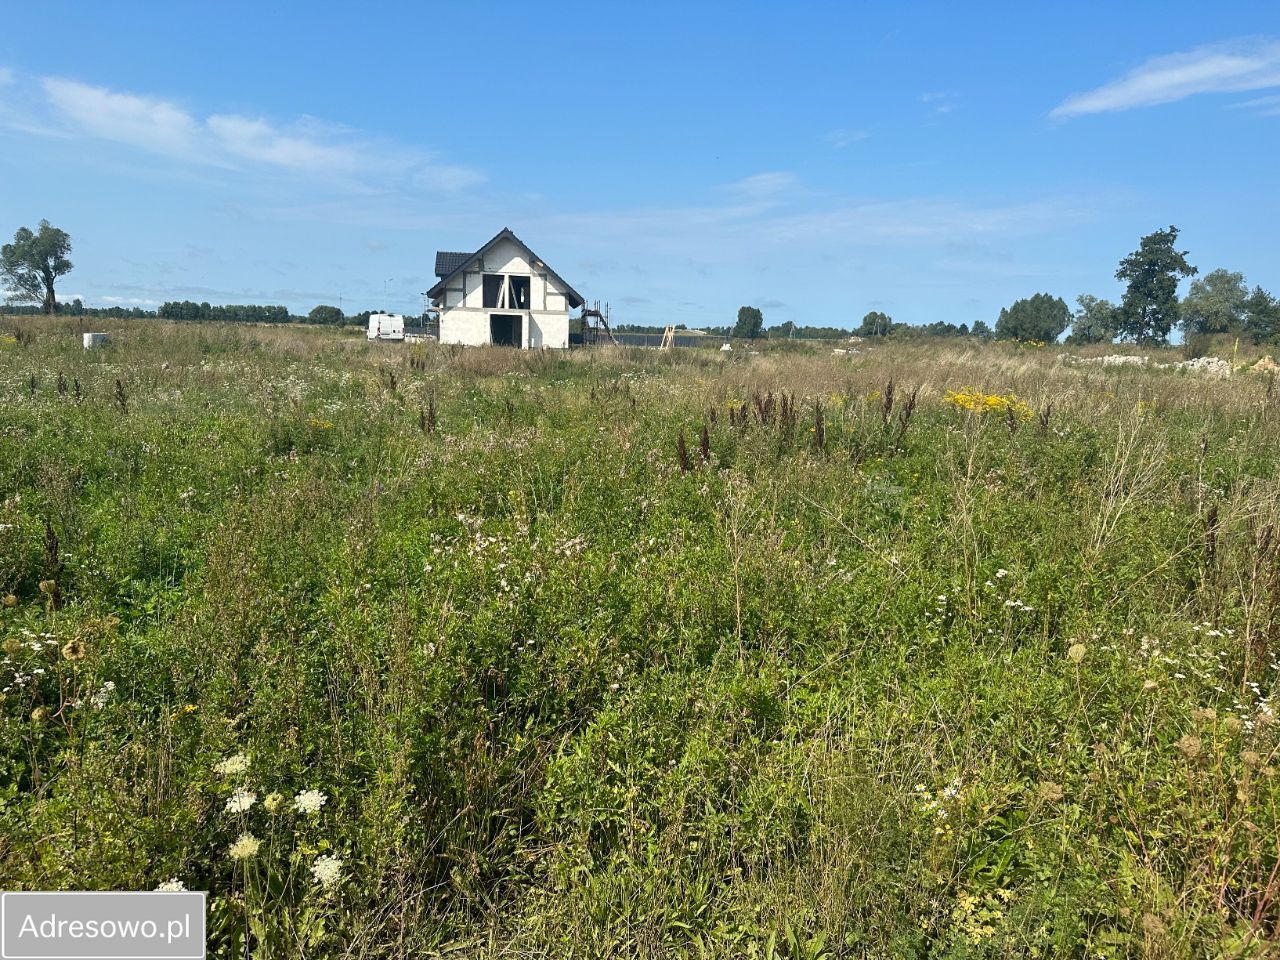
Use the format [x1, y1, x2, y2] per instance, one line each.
[2, 220, 73, 315]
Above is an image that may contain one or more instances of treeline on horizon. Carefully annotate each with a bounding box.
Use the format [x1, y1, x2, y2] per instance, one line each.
[613, 318, 982, 340]
[5, 299, 374, 327]
[7, 299, 985, 341]
[612, 321, 875, 340]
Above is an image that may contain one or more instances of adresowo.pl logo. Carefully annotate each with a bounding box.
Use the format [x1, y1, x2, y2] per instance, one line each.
[1, 892, 205, 960]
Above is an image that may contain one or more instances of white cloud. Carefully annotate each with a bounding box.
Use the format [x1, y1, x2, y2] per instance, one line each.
[826, 127, 869, 148]
[99, 295, 159, 306]
[1231, 93, 1280, 108]
[1230, 92, 1280, 116]
[0, 66, 15, 86]
[764, 196, 1091, 244]
[1051, 37, 1280, 119]
[206, 114, 362, 174]
[541, 189, 1095, 263]
[411, 162, 486, 192]
[42, 78, 201, 157]
[720, 171, 798, 202]
[11, 73, 481, 191]
[920, 91, 957, 115]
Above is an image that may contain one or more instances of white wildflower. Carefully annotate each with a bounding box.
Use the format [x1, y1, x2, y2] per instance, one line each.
[225, 789, 256, 814]
[293, 789, 328, 814]
[156, 878, 187, 892]
[89, 681, 115, 709]
[214, 753, 249, 776]
[228, 832, 261, 861]
[310, 854, 344, 888]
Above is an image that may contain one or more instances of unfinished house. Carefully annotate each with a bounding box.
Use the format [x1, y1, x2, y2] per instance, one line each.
[427, 228, 585, 349]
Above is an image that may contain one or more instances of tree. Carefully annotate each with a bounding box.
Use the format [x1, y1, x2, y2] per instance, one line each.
[1, 220, 73, 315]
[1065, 294, 1117, 345]
[1114, 226, 1197, 345]
[855, 311, 893, 337]
[308, 304, 345, 325]
[994, 293, 1071, 342]
[159, 301, 295, 324]
[1180, 268, 1248, 336]
[970, 319, 994, 340]
[732, 305, 765, 340]
[1245, 287, 1280, 344]
[922, 320, 967, 337]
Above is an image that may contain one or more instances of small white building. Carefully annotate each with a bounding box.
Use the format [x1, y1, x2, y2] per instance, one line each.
[427, 228, 585, 349]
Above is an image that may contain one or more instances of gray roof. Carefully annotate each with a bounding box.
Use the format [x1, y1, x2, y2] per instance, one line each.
[434, 251, 470, 278]
[427, 228, 585, 310]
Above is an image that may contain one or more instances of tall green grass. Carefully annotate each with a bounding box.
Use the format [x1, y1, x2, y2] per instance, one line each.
[3, 318, 1280, 957]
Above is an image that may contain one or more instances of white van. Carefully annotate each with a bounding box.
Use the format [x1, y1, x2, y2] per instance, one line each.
[367, 313, 406, 341]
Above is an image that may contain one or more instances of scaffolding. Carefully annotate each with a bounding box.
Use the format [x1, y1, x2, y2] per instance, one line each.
[579, 300, 618, 345]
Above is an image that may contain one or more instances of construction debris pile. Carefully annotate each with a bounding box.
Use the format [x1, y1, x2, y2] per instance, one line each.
[1067, 354, 1277, 379]
[1170, 356, 1232, 379]
[1064, 355, 1280, 381]
[1074, 354, 1148, 368]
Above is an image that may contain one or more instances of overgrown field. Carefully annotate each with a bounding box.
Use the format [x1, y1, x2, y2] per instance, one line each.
[5, 319, 1280, 958]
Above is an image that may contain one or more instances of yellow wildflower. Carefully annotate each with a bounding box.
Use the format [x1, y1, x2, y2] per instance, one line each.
[943, 390, 1033, 421]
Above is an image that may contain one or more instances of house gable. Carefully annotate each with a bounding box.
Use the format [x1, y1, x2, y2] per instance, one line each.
[427, 228, 584, 310]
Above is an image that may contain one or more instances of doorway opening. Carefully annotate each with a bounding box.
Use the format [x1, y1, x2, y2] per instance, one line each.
[490, 314, 522, 347]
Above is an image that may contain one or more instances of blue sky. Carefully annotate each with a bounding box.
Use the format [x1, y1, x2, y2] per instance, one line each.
[1, 1, 1278, 329]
